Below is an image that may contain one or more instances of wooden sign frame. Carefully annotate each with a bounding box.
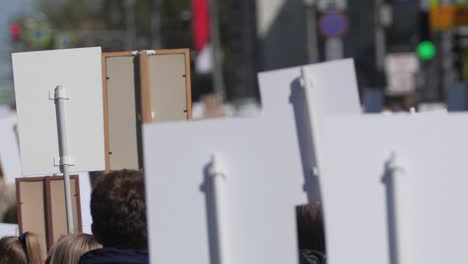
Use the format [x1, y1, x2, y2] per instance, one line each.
[102, 49, 192, 172]
[102, 52, 142, 172]
[140, 49, 192, 123]
[16, 176, 82, 253]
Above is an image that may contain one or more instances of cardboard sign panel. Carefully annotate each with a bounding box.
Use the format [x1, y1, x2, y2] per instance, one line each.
[12, 47, 105, 175]
[17, 176, 82, 253]
[103, 52, 140, 171]
[143, 60, 360, 263]
[316, 115, 468, 264]
[143, 118, 308, 264]
[16, 178, 48, 256]
[142, 61, 340, 263]
[46, 177, 82, 244]
[140, 49, 192, 123]
[0, 116, 21, 184]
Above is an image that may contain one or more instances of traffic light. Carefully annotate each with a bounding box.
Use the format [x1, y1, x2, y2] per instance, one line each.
[417, 40, 436, 61]
[417, 11, 436, 61]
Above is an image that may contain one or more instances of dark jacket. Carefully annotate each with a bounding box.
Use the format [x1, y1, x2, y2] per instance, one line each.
[299, 249, 326, 264]
[79, 248, 149, 264]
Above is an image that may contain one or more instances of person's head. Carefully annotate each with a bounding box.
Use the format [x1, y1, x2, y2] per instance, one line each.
[0, 232, 43, 264]
[46, 233, 101, 264]
[296, 202, 325, 252]
[90, 169, 147, 251]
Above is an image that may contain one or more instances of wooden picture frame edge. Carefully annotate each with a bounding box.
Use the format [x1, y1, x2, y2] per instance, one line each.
[140, 49, 193, 123]
[139, 54, 152, 124]
[16, 177, 46, 235]
[102, 51, 136, 173]
[44, 175, 82, 249]
[155, 49, 192, 120]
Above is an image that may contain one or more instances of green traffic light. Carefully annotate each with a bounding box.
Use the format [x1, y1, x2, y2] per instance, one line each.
[417, 41, 436, 61]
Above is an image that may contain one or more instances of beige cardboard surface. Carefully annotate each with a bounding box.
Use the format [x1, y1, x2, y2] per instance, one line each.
[49, 178, 80, 243]
[106, 56, 140, 170]
[149, 54, 188, 122]
[18, 180, 47, 257]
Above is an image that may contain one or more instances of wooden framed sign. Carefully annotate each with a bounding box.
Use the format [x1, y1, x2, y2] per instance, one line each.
[102, 49, 192, 172]
[102, 52, 141, 172]
[16, 176, 82, 255]
[140, 49, 192, 123]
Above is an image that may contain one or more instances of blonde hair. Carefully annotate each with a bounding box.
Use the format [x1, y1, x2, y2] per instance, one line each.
[47, 233, 102, 264]
[0, 232, 44, 264]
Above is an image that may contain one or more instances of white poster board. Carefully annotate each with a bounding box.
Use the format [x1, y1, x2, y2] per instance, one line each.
[0, 116, 21, 184]
[143, 59, 359, 263]
[0, 224, 18, 237]
[315, 114, 468, 264]
[300, 59, 361, 180]
[12, 47, 105, 175]
[78, 172, 92, 234]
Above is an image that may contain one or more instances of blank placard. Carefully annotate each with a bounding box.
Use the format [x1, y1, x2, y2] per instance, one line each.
[142, 62, 327, 263]
[17, 176, 82, 254]
[105, 54, 140, 170]
[140, 50, 191, 123]
[316, 115, 468, 264]
[143, 59, 359, 263]
[47, 176, 81, 245]
[0, 224, 18, 237]
[12, 47, 105, 175]
[16, 178, 48, 256]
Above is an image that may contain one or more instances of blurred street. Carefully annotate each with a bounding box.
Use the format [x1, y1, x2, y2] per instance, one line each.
[1, 0, 468, 111]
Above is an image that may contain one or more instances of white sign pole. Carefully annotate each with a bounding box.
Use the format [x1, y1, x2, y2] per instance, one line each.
[208, 154, 228, 264]
[53, 85, 74, 234]
[387, 152, 408, 264]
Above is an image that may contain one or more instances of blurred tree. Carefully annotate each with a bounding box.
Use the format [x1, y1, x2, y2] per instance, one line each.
[31, 0, 236, 101]
[161, 0, 193, 49]
[40, 0, 101, 30]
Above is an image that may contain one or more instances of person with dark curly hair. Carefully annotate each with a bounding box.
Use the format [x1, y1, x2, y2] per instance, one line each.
[79, 169, 148, 264]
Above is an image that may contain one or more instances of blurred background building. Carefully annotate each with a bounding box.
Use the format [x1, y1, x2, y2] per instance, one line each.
[2, 0, 468, 112]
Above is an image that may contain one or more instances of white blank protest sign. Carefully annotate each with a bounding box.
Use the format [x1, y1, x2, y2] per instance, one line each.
[301, 59, 361, 130]
[300, 59, 361, 183]
[0, 224, 18, 237]
[0, 116, 21, 184]
[143, 67, 313, 263]
[12, 47, 105, 175]
[143, 59, 359, 263]
[144, 118, 307, 264]
[317, 114, 468, 264]
[77, 172, 92, 234]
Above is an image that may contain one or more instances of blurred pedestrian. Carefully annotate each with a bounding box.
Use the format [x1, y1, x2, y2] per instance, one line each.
[79, 169, 148, 264]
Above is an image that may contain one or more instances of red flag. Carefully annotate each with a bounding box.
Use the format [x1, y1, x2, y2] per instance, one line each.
[192, 0, 210, 52]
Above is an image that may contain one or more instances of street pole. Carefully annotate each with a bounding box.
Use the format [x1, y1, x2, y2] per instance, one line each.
[304, 0, 319, 63]
[125, 0, 137, 50]
[375, 0, 386, 72]
[209, 0, 225, 99]
[150, 0, 162, 49]
[226, 0, 260, 101]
